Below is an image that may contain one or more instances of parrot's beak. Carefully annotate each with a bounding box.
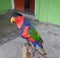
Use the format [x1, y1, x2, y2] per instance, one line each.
[10, 17, 15, 23]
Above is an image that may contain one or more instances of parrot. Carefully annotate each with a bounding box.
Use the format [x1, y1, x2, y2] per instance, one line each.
[10, 12, 47, 55]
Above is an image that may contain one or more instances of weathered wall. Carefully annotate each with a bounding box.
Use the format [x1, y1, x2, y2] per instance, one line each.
[35, 0, 60, 25]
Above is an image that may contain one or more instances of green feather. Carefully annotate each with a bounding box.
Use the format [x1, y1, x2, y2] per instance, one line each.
[29, 28, 43, 42]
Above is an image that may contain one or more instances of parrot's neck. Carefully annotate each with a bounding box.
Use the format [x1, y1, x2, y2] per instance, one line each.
[15, 16, 24, 29]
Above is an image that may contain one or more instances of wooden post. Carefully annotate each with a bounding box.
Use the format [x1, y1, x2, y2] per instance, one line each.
[22, 45, 47, 58]
[22, 46, 31, 58]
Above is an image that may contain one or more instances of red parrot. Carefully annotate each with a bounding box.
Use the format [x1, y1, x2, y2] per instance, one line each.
[10, 12, 46, 55]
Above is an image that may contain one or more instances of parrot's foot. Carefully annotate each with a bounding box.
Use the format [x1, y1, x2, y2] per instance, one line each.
[28, 42, 32, 46]
[24, 42, 31, 47]
[24, 42, 32, 52]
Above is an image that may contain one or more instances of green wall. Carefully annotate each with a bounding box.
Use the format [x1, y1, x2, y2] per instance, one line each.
[0, 0, 12, 14]
[35, 0, 60, 25]
[35, 0, 40, 20]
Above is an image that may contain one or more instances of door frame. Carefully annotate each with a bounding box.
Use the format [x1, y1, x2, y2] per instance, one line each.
[11, 0, 15, 9]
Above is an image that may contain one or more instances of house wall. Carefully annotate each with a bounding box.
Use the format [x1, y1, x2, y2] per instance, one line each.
[35, 0, 40, 19]
[0, 0, 12, 14]
[35, 0, 60, 25]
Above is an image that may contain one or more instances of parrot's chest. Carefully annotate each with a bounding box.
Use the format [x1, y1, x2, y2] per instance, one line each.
[19, 19, 32, 35]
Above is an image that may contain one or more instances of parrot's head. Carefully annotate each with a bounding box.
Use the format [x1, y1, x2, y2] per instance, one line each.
[10, 12, 24, 28]
[10, 12, 22, 23]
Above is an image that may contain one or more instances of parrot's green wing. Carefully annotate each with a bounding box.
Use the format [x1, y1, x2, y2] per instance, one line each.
[29, 28, 43, 42]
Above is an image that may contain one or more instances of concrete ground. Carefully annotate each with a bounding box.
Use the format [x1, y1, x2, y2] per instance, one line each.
[0, 11, 60, 58]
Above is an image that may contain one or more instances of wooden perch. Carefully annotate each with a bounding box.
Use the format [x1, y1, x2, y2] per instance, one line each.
[22, 45, 48, 58]
[22, 46, 31, 58]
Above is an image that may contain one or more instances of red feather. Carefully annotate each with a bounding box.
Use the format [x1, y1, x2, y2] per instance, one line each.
[15, 16, 24, 29]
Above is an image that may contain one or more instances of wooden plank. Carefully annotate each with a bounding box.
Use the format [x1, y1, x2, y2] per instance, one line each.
[22, 45, 48, 58]
[22, 46, 31, 58]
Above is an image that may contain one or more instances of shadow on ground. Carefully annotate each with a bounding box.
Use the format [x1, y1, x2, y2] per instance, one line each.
[0, 11, 19, 46]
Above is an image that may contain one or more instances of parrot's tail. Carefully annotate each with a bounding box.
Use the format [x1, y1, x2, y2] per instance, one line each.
[40, 48, 47, 55]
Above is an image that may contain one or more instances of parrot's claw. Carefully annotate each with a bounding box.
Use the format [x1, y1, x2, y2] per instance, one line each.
[28, 42, 32, 46]
[24, 42, 32, 48]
